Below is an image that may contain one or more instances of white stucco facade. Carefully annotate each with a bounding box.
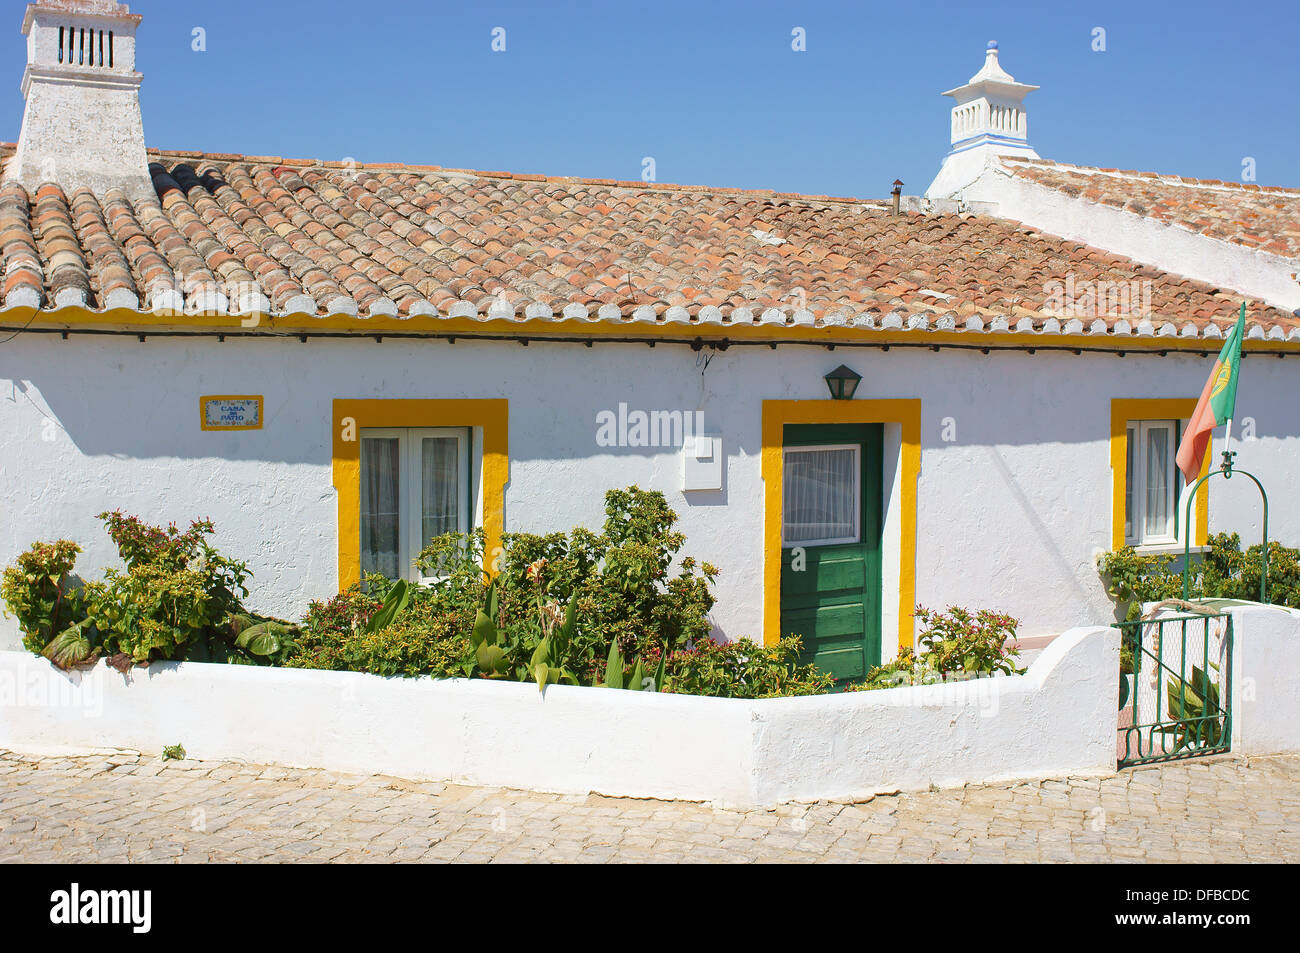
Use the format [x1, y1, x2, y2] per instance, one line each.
[2, 333, 1296, 652]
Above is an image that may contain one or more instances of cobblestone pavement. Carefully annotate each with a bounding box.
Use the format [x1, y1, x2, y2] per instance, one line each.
[1, 748, 1297, 863]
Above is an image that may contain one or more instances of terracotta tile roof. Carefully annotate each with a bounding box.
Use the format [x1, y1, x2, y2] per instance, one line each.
[1002, 157, 1300, 261]
[2, 143, 1297, 341]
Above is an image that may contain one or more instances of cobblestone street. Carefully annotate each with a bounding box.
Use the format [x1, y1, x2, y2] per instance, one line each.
[1, 748, 1297, 863]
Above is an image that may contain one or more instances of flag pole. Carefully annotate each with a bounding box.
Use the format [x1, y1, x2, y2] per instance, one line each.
[1221, 301, 1245, 473]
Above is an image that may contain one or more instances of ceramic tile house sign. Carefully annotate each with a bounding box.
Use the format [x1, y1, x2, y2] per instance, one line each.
[201, 396, 263, 431]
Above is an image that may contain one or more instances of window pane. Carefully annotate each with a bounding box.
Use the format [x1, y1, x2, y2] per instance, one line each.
[420, 436, 460, 547]
[1125, 425, 1135, 540]
[1144, 427, 1171, 539]
[783, 447, 858, 544]
[360, 437, 400, 579]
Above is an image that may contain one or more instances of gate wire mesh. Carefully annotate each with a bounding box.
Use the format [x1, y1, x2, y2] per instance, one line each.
[1115, 612, 1232, 767]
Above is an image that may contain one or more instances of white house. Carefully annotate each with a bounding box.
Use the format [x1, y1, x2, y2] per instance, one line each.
[2, 1, 1298, 680]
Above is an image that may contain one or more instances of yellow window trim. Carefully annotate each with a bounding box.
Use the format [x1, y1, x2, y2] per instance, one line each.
[761, 399, 921, 653]
[332, 398, 508, 591]
[1109, 398, 1209, 551]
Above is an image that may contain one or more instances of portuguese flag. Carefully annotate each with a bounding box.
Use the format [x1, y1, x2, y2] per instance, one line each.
[1175, 303, 1246, 485]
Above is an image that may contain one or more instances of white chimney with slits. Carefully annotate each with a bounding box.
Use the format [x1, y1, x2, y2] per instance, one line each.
[925, 42, 1039, 201]
[7, 0, 150, 198]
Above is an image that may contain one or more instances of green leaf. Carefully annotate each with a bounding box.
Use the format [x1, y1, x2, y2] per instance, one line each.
[471, 608, 497, 649]
[602, 641, 623, 689]
[234, 622, 285, 657]
[476, 642, 507, 676]
[628, 658, 645, 691]
[364, 579, 411, 633]
[41, 622, 96, 671]
[558, 592, 578, 647]
[530, 637, 551, 670]
[534, 662, 553, 692]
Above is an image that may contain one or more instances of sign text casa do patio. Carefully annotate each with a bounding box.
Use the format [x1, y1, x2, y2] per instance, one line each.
[200, 395, 263, 431]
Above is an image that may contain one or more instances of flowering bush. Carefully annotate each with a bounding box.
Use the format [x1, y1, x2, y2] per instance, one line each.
[0, 539, 84, 653]
[400, 487, 720, 684]
[847, 605, 1023, 692]
[662, 635, 834, 698]
[288, 582, 473, 678]
[4, 513, 289, 667]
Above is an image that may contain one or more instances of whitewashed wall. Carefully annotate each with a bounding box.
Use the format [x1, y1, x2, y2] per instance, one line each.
[1, 335, 1297, 651]
[0, 625, 1120, 805]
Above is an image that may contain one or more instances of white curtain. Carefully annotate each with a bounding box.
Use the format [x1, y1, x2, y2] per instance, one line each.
[360, 437, 400, 578]
[783, 447, 858, 544]
[1144, 427, 1170, 539]
[421, 436, 460, 546]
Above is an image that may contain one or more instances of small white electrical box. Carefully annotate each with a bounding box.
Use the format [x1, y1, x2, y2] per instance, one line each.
[682, 434, 723, 491]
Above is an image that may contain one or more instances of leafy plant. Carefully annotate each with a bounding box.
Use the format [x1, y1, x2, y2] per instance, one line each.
[1, 540, 85, 653]
[162, 744, 186, 761]
[595, 639, 665, 692]
[662, 635, 832, 698]
[848, 606, 1023, 692]
[1098, 533, 1300, 622]
[486, 486, 720, 663]
[6, 512, 289, 667]
[40, 619, 98, 670]
[468, 578, 515, 678]
[1158, 662, 1225, 751]
[223, 612, 300, 665]
[363, 579, 412, 634]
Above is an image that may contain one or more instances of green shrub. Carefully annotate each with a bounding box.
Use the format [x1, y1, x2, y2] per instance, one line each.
[662, 635, 834, 698]
[86, 512, 266, 664]
[5, 512, 291, 667]
[288, 583, 474, 678]
[407, 486, 720, 684]
[300, 487, 838, 697]
[1098, 532, 1300, 621]
[82, 563, 213, 663]
[1, 540, 85, 653]
[287, 586, 383, 671]
[847, 605, 1023, 692]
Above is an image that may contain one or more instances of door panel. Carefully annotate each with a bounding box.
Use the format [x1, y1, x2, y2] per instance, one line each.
[779, 423, 883, 683]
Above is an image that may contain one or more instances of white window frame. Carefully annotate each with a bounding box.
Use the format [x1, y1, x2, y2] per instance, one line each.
[1125, 419, 1180, 547]
[360, 427, 471, 583]
[781, 443, 861, 548]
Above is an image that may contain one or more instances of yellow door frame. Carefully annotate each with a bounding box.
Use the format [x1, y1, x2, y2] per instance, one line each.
[762, 399, 921, 653]
[332, 398, 508, 590]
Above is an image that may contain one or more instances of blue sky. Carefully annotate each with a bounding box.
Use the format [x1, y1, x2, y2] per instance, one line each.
[4, 0, 1297, 197]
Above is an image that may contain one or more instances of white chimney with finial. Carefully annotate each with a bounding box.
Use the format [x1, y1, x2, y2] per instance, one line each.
[925, 42, 1039, 202]
[6, 0, 150, 199]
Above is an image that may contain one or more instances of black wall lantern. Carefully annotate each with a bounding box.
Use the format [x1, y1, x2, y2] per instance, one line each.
[824, 364, 862, 400]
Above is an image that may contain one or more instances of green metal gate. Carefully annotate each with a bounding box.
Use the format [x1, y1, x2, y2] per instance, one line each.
[1115, 611, 1232, 767]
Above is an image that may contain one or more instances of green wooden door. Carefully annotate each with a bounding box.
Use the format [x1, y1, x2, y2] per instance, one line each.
[779, 423, 883, 682]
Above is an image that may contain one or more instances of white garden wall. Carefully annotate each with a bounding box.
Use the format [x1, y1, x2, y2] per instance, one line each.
[0, 624, 1121, 806]
[2, 334, 1298, 652]
[1226, 604, 1300, 754]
